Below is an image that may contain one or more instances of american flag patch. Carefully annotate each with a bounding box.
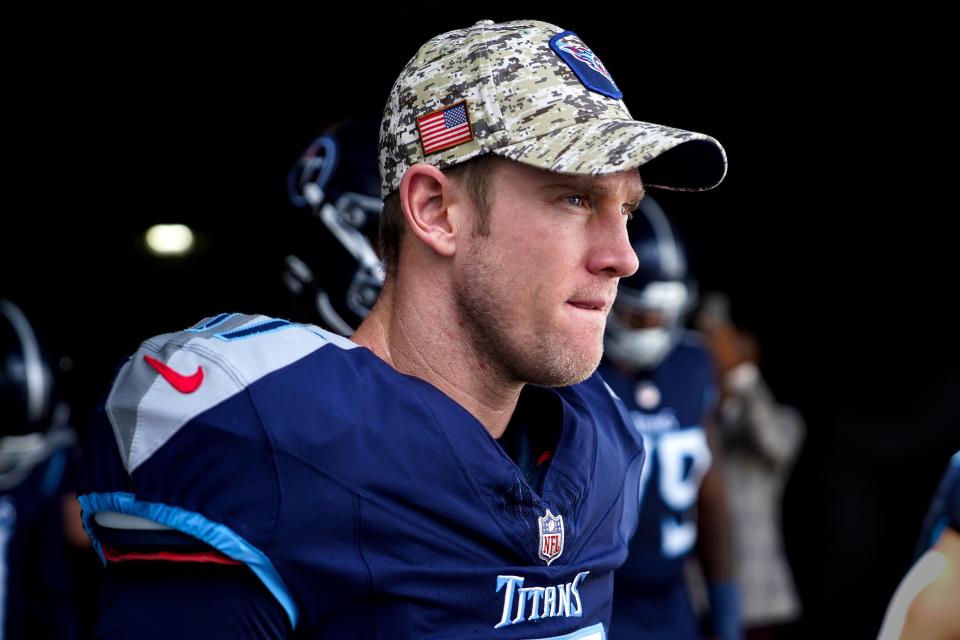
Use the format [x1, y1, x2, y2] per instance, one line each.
[416, 101, 474, 155]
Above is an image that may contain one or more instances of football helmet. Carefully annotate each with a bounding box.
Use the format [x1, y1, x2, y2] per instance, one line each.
[604, 195, 696, 370]
[1, 299, 77, 489]
[1, 299, 55, 437]
[284, 118, 384, 335]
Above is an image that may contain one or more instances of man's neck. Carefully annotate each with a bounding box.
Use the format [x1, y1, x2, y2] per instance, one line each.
[352, 280, 522, 439]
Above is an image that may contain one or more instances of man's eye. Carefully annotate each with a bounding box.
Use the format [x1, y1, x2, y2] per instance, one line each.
[566, 195, 585, 207]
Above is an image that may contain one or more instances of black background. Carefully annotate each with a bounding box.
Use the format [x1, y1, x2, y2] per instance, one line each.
[4, 8, 958, 638]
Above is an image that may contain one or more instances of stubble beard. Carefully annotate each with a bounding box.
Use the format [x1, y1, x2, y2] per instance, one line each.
[455, 244, 603, 389]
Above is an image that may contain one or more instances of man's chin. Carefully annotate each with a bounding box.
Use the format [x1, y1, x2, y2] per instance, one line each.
[531, 343, 603, 388]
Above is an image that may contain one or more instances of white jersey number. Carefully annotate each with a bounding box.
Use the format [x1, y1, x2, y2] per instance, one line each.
[636, 427, 711, 558]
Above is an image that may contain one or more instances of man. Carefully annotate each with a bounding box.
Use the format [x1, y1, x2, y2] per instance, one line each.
[599, 199, 741, 640]
[696, 293, 803, 639]
[79, 19, 726, 638]
[878, 451, 960, 640]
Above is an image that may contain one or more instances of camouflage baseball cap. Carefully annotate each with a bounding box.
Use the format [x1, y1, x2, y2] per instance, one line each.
[379, 19, 727, 198]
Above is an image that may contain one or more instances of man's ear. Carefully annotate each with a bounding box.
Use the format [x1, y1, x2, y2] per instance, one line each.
[398, 163, 463, 258]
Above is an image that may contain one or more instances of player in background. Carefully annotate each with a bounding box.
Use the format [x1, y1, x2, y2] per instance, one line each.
[1, 299, 87, 639]
[282, 117, 384, 336]
[602, 197, 741, 640]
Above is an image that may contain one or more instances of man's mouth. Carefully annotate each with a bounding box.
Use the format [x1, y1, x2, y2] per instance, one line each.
[566, 299, 610, 312]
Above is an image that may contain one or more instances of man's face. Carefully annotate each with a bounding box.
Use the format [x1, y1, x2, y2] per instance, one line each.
[454, 160, 641, 387]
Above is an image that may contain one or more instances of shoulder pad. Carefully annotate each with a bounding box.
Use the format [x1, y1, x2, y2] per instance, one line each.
[107, 313, 356, 473]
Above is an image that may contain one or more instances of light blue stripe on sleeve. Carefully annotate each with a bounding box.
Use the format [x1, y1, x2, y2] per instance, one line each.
[78, 491, 298, 629]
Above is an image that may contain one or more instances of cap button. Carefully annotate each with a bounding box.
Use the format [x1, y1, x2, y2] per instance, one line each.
[474, 19, 494, 26]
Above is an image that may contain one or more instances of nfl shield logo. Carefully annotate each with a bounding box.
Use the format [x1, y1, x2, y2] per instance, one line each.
[538, 508, 565, 565]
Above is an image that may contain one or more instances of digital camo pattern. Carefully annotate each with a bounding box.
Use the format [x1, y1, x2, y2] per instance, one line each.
[379, 20, 726, 197]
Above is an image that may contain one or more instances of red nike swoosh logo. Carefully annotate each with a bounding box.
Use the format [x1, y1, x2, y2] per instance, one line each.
[143, 354, 204, 393]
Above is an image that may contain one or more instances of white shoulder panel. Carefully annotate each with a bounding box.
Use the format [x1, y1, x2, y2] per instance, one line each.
[107, 313, 356, 473]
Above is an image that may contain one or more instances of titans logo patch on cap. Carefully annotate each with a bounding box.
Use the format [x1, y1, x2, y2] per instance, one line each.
[549, 31, 623, 100]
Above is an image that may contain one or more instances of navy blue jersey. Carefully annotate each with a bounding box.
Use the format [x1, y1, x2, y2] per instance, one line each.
[600, 334, 716, 638]
[0, 429, 79, 640]
[79, 313, 645, 639]
[915, 450, 960, 559]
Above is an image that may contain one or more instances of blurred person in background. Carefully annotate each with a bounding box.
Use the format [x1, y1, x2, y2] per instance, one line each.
[282, 117, 384, 336]
[695, 292, 803, 640]
[1, 299, 89, 639]
[603, 197, 741, 640]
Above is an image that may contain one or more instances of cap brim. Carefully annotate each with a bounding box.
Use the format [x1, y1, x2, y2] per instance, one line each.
[492, 119, 727, 191]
